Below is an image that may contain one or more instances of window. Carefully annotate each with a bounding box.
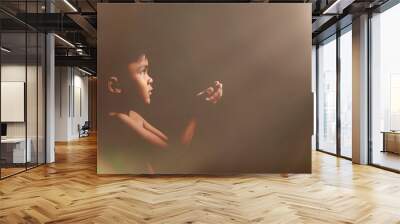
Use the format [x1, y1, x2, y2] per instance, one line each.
[317, 36, 337, 154]
[370, 3, 400, 171]
[340, 28, 352, 158]
[316, 26, 353, 159]
[0, 1, 47, 179]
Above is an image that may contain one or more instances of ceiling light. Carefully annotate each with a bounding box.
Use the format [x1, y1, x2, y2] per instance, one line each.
[63, 0, 78, 12]
[76, 48, 85, 55]
[1, 47, 11, 53]
[54, 34, 75, 48]
[322, 0, 354, 15]
[78, 67, 93, 76]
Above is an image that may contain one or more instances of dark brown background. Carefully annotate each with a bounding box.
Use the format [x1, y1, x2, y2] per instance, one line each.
[97, 3, 312, 174]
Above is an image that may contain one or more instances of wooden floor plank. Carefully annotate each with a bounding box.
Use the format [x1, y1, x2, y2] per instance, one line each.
[1, 134, 400, 223]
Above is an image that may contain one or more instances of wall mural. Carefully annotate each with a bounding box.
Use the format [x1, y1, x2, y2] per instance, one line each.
[98, 4, 312, 174]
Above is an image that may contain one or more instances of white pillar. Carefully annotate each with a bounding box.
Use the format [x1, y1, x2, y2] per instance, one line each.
[46, 32, 55, 163]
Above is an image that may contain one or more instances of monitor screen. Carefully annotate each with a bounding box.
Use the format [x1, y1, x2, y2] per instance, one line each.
[1, 123, 7, 137]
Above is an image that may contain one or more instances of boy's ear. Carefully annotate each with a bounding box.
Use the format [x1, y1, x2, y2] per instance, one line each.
[107, 76, 122, 94]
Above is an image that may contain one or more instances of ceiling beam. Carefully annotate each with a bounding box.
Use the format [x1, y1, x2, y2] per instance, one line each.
[67, 13, 97, 40]
[55, 55, 96, 71]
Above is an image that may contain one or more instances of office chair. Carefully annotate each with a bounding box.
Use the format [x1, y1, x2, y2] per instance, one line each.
[79, 121, 90, 138]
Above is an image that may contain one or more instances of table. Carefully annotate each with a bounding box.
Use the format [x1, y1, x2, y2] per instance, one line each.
[1, 138, 31, 164]
[381, 131, 400, 154]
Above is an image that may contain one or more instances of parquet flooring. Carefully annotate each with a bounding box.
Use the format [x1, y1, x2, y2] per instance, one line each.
[1, 167, 26, 178]
[1, 134, 400, 223]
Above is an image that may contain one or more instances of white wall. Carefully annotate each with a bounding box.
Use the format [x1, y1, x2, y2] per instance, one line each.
[1, 63, 46, 164]
[55, 66, 69, 141]
[1, 65, 39, 137]
[46, 32, 56, 163]
[1, 65, 27, 139]
[72, 73, 89, 138]
[55, 66, 89, 141]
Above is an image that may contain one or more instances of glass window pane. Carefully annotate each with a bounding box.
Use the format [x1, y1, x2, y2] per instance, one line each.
[0, 1, 46, 179]
[312, 46, 317, 150]
[340, 29, 352, 158]
[38, 33, 45, 165]
[27, 31, 38, 169]
[1, 32, 27, 178]
[318, 36, 337, 154]
[371, 3, 400, 171]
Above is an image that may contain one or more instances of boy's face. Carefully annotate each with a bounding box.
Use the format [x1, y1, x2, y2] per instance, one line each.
[128, 54, 153, 104]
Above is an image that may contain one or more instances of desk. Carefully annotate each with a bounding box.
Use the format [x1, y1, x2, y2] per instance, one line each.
[1, 138, 31, 163]
[382, 131, 400, 154]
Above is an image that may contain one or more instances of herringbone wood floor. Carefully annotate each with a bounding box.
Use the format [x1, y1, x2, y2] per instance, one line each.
[1, 135, 400, 224]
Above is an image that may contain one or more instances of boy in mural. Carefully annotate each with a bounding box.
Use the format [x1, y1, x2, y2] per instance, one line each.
[106, 54, 223, 169]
